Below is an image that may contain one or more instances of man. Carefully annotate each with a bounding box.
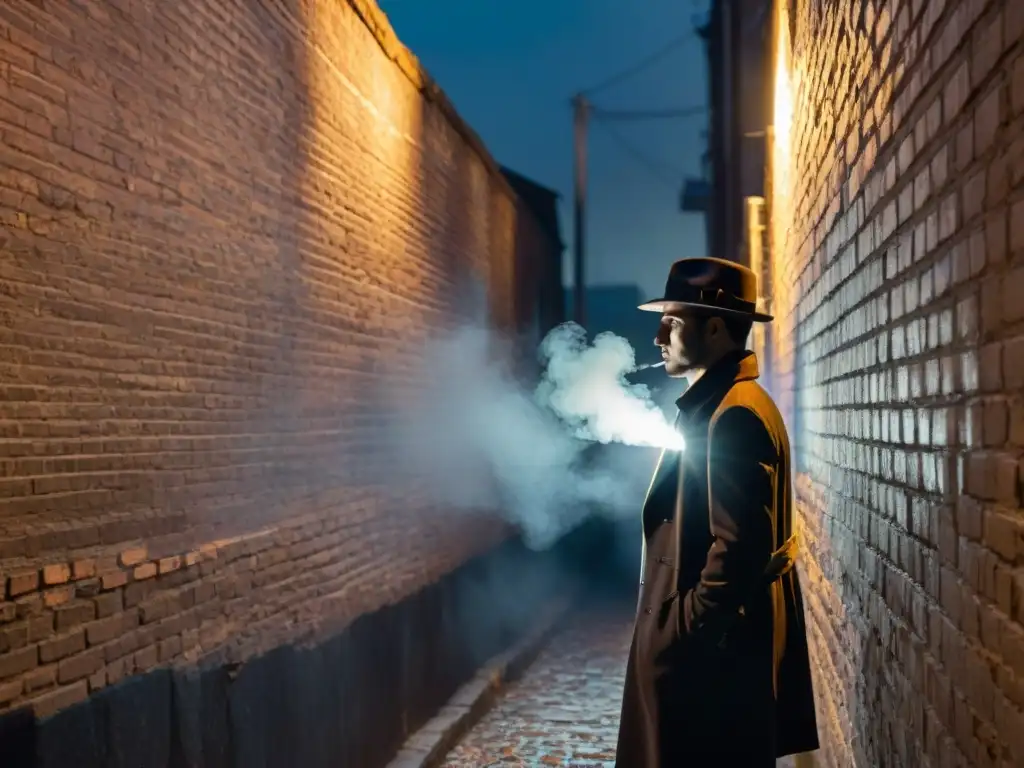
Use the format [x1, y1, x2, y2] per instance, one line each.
[615, 257, 818, 767]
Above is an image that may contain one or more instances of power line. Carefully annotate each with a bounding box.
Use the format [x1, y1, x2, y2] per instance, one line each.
[590, 115, 686, 191]
[591, 105, 706, 121]
[581, 32, 694, 96]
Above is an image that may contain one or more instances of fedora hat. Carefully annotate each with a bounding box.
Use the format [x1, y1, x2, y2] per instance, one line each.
[637, 256, 773, 322]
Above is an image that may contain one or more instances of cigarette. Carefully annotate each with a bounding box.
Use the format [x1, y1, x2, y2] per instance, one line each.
[633, 361, 666, 371]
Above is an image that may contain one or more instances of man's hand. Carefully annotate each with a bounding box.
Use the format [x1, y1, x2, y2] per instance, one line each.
[682, 405, 776, 636]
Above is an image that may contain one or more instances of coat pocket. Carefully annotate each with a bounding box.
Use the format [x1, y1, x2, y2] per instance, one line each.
[657, 590, 681, 641]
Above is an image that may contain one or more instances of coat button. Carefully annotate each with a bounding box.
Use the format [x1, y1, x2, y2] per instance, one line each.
[644, 607, 652, 614]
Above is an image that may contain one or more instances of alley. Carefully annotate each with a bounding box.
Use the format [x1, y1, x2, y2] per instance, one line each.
[440, 602, 798, 767]
[440, 602, 630, 768]
[3, 0, 1024, 765]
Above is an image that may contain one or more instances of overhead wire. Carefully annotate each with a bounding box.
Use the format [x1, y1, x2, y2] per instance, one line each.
[577, 24, 707, 193]
[590, 105, 707, 121]
[581, 31, 695, 96]
[590, 114, 687, 191]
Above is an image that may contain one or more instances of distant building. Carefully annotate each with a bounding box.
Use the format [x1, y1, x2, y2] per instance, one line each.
[697, 0, 775, 374]
[698, 0, 773, 267]
[500, 167, 566, 352]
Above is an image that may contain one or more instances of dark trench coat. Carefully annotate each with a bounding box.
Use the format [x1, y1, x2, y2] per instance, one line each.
[615, 350, 819, 767]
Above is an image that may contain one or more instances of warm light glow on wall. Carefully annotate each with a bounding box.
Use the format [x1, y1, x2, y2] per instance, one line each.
[772, 0, 794, 261]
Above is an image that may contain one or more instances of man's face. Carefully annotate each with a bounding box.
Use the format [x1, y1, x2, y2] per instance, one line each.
[654, 310, 710, 377]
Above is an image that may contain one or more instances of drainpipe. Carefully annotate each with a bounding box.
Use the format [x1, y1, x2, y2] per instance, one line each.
[721, 0, 734, 261]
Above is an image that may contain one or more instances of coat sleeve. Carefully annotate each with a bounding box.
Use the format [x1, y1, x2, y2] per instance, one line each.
[681, 404, 777, 637]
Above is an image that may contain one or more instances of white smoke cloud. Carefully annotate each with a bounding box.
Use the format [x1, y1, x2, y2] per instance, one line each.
[536, 323, 684, 452]
[381, 319, 681, 550]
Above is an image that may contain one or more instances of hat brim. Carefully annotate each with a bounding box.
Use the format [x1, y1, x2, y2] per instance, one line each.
[637, 299, 774, 323]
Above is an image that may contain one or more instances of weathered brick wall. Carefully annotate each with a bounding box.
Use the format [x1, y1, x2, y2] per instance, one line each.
[0, 0, 534, 717]
[769, 0, 1024, 765]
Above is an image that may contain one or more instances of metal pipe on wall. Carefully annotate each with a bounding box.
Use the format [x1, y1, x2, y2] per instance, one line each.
[721, 0, 734, 261]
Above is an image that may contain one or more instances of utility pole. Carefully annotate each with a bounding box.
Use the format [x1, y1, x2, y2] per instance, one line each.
[571, 93, 589, 327]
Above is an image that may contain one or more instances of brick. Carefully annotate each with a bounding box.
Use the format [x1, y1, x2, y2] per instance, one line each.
[56, 647, 103, 684]
[1004, 337, 1024, 390]
[976, 88, 1003, 155]
[27, 614, 53, 642]
[8, 570, 39, 597]
[1012, 404, 1024, 447]
[42, 563, 71, 586]
[93, 590, 123, 619]
[1013, 55, 1024, 115]
[158, 634, 182, 662]
[94, 556, 119, 575]
[133, 562, 157, 580]
[106, 654, 133, 686]
[101, 570, 128, 590]
[42, 585, 73, 608]
[38, 630, 85, 664]
[1, 621, 29, 652]
[72, 559, 96, 580]
[85, 614, 124, 646]
[994, 454, 1020, 505]
[158, 556, 182, 574]
[983, 400, 1009, 446]
[118, 547, 148, 568]
[29, 681, 88, 718]
[987, 207, 1008, 266]
[54, 600, 96, 632]
[981, 343, 1004, 392]
[0, 644, 37, 678]
[0, 678, 23, 704]
[983, 510, 1019, 562]
[139, 595, 174, 624]
[1004, 266, 1024, 324]
[24, 664, 57, 694]
[124, 579, 154, 608]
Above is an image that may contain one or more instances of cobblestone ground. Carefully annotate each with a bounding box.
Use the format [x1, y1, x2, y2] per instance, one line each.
[440, 600, 799, 768]
[441, 601, 630, 768]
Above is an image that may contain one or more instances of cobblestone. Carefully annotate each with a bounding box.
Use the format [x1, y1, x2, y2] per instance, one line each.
[441, 602, 798, 767]
[441, 603, 629, 768]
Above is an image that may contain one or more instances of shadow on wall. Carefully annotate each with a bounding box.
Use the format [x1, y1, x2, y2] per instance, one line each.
[0, 532, 605, 768]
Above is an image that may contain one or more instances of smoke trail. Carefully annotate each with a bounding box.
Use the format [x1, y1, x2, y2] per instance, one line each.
[382, 320, 680, 550]
[536, 322, 684, 452]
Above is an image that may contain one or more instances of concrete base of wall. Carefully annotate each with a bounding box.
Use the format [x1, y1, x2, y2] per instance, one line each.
[0, 532, 591, 768]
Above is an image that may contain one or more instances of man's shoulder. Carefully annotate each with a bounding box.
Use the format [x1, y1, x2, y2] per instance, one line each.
[724, 378, 783, 412]
[709, 381, 789, 449]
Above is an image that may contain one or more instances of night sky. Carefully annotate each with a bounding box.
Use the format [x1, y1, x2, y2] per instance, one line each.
[381, 0, 709, 301]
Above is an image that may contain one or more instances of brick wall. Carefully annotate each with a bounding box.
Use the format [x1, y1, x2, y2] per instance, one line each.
[769, 0, 1024, 765]
[0, 0, 541, 718]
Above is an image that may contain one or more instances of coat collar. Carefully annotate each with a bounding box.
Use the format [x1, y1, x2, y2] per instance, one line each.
[674, 349, 759, 420]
